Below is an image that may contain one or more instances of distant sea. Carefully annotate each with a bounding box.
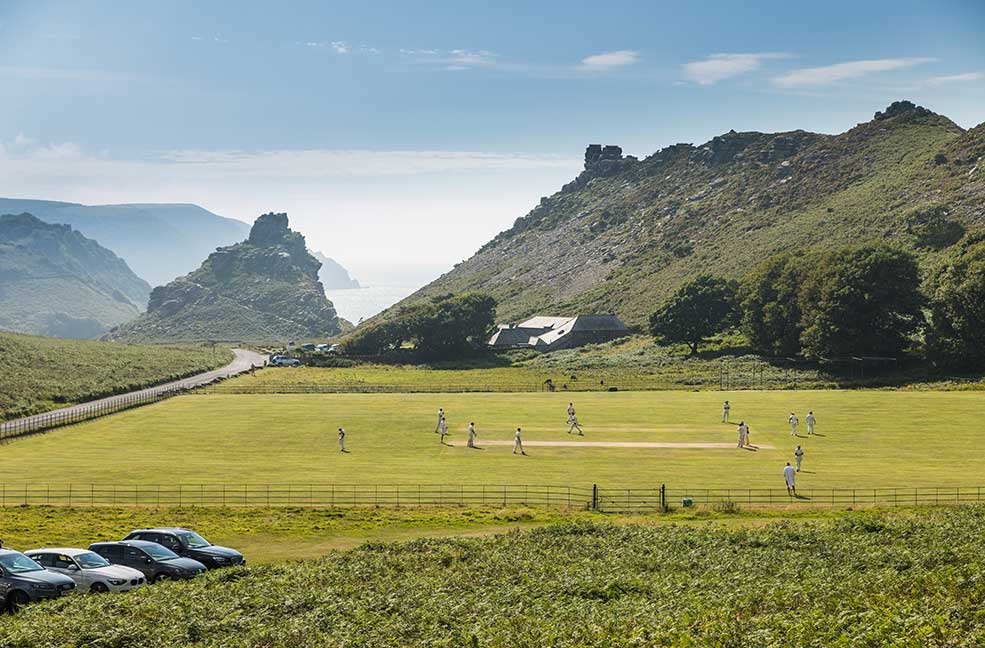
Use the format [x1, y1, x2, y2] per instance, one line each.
[326, 283, 420, 324]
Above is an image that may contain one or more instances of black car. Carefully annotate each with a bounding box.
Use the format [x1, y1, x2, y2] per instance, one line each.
[89, 540, 206, 583]
[122, 528, 245, 569]
[0, 548, 75, 611]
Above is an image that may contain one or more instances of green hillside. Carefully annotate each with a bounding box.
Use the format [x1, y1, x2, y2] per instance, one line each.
[0, 331, 232, 420]
[108, 212, 344, 343]
[398, 101, 985, 327]
[0, 213, 151, 338]
[6, 507, 985, 646]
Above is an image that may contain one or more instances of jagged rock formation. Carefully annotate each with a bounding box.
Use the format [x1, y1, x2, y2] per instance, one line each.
[392, 101, 984, 327]
[107, 213, 343, 342]
[0, 213, 151, 338]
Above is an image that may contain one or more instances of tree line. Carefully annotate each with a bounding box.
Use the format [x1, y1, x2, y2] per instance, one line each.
[649, 234, 985, 367]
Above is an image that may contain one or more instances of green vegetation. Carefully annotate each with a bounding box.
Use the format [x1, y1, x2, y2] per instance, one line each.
[395, 101, 980, 331]
[0, 331, 233, 420]
[0, 213, 151, 339]
[7, 507, 985, 645]
[3, 389, 985, 488]
[108, 213, 343, 344]
[927, 233, 985, 368]
[342, 292, 497, 360]
[648, 275, 737, 355]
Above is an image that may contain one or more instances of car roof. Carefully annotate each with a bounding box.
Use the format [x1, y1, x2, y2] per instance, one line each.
[91, 540, 156, 548]
[24, 548, 92, 556]
[129, 527, 191, 534]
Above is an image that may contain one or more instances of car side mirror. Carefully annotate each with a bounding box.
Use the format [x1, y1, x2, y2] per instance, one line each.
[145, 558, 153, 564]
[68, 564, 80, 571]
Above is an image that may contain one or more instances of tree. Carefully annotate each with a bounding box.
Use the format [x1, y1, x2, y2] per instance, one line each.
[649, 275, 737, 355]
[798, 244, 924, 358]
[740, 252, 807, 357]
[926, 233, 985, 368]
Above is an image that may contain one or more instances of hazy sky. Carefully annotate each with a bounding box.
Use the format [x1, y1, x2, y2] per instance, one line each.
[1, 0, 983, 285]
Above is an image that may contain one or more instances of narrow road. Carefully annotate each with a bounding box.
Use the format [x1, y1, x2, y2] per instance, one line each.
[1, 348, 267, 435]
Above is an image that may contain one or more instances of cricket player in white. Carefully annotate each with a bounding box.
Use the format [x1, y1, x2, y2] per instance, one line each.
[567, 415, 584, 435]
[722, 400, 730, 423]
[567, 403, 575, 418]
[513, 427, 526, 455]
[338, 427, 346, 452]
[788, 412, 799, 436]
[439, 417, 449, 444]
[783, 462, 797, 496]
[737, 422, 748, 448]
[806, 411, 816, 435]
[467, 422, 477, 448]
[434, 408, 444, 433]
[794, 445, 804, 471]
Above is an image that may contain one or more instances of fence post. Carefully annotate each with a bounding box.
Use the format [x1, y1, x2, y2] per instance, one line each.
[660, 483, 666, 511]
[592, 483, 598, 511]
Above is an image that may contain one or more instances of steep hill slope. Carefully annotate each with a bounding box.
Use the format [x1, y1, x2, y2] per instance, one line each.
[0, 199, 250, 286]
[0, 213, 151, 338]
[108, 213, 343, 343]
[398, 101, 984, 327]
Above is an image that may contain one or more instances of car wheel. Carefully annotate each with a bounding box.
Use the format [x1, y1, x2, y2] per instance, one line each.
[7, 590, 30, 613]
[154, 573, 171, 583]
[90, 582, 109, 594]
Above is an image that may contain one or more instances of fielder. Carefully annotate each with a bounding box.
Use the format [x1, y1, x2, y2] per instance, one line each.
[439, 417, 449, 444]
[567, 402, 576, 418]
[467, 422, 477, 448]
[737, 421, 748, 448]
[513, 427, 527, 455]
[338, 427, 346, 453]
[722, 400, 731, 423]
[567, 414, 584, 435]
[794, 445, 804, 471]
[788, 412, 799, 436]
[434, 408, 444, 433]
[806, 411, 816, 435]
[783, 462, 797, 496]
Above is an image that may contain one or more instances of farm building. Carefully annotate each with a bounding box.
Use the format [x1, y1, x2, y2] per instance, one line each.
[488, 315, 630, 352]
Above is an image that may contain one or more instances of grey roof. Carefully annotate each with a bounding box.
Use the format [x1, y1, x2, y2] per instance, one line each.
[489, 314, 629, 349]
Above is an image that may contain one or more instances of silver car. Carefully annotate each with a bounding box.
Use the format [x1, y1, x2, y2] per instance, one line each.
[26, 548, 146, 593]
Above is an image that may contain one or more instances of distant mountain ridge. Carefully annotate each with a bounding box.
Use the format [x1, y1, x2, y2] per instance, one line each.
[313, 251, 361, 289]
[393, 101, 985, 327]
[108, 212, 344, 343]
[0, 199, 250, 287]
[0, 213, 151, 338]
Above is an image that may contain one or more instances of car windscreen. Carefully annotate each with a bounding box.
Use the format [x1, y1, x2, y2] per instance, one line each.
[75, 551, 111, 569]
[0, 552, 45, 574]
[176, 531, 211, 549]
[140, 544, 179, 560]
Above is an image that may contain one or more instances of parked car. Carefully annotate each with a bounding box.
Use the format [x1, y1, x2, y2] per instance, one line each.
[315, 343, 330, 352]
[25, 548, 146, 593]
[0, 548, 75, 611]
[300, 343, 317, 351]
[89, 540, 206, 583]
[270, 354, 301, 367]
[122, 528, 245, 569]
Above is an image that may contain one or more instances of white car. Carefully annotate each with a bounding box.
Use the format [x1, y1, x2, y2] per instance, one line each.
[270, 355, 301, 367]
[26, 548, 146, 593]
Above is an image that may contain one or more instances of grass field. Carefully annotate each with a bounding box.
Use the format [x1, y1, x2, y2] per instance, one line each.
[5, 506, 985, 646]
[2, 390, 984, 489]
[0, 331, 234, 420]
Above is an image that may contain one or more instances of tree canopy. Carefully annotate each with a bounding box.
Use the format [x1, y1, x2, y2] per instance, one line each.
[926, 233, 985, 368]
[649, 275, 737, 355]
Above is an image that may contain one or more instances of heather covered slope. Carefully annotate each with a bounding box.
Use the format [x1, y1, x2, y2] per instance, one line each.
[0, 213, 151, 338]
[400, 101, 984, 327]
[108, 213, 343, 343]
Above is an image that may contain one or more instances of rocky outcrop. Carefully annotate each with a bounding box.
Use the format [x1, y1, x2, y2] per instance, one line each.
[108, 213, 343, 343]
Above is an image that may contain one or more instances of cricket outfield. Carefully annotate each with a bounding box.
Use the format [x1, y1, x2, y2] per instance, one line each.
[0, 389, 982, 489]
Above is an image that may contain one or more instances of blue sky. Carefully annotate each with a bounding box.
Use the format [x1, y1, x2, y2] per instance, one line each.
[1, 0, 983, 284]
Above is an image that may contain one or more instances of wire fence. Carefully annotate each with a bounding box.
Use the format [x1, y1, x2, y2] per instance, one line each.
[0, 386, 189, 442]
[2, 483, 985, 511]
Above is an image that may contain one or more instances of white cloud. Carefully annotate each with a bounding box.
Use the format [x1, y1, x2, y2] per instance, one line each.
[773, 57, 935, 87]
[683, 53, 790, 85]
[447, 49, 497, 67]
[922, 71, 983, 86]
[331, 41, 350, 54]
[579, 50, 640, 72]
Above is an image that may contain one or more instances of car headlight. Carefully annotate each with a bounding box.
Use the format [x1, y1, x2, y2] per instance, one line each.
[109, 578, 127, 586]
[33, 582, 55, 590]
[212, 556, 227, 563]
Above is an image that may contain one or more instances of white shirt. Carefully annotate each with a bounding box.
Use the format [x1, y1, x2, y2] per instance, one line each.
[567, 405, 575, 416]
[468, 425, 475, 437]
[794, 447, 804, 457]
[789, 416, 798, 425]
[783, 465, 796, 485]
[806, 414, 815, 425]
[515, 430, 522, 440]
[723, 403, 730, 411]
[439, 419, 448, 433]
